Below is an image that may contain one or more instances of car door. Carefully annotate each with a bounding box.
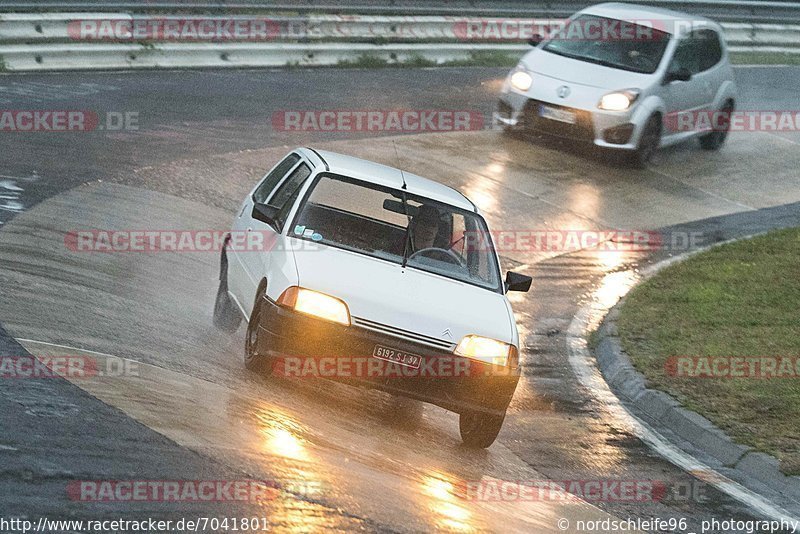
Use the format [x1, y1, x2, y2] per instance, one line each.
[239, 158, 314, 316]
[228, 152, 300, 311]
[692, 29, 726, 111]
[660, 33, 710, 140]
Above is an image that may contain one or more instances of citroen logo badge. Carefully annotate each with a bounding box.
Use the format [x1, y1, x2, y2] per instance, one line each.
[557, 85, 571, 98]
[441, 328, 453, 339]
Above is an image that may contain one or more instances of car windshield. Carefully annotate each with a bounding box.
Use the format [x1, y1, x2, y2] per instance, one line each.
[543, 14, 671, 74]
[291, 173, 502, 291]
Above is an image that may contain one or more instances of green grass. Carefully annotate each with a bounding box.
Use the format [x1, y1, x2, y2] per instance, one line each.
[335, 51, 519, 69]
[441, 50, 520, 68]
[617, 227, 800, 474]
[730, 51, 800, 65]
[336, 53, 396, 69]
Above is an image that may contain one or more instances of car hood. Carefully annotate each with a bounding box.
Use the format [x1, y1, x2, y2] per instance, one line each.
[523, 47, 653, 91]
[290, 243, 516, 348]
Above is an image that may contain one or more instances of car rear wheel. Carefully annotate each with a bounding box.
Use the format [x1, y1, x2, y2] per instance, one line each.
[212, 250, 242, 333]
[459, 410, 506, 448]
[631, 114, 661, 168]
[245, 284, 272, 375]
[699, 102, 734, 151]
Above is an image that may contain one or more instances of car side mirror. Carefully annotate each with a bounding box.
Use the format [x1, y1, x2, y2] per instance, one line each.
[505, 271, 532, 293]
[252, 203, 279, 227]
[664, 67, 692, 84]
[528, 34, 544, 46]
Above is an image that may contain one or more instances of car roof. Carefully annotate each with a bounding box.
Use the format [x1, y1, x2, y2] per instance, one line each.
[300, 148, 477, 213]
[580, 2, 720, 34]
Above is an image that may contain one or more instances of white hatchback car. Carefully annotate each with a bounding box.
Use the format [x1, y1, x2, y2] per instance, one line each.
[213, 148, 531, 447]
[495, 2, 737, 166]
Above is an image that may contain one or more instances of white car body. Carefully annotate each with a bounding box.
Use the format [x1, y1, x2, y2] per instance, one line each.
[226, 148, 517, 350]
[215, 148, 531, 447]
[496, 2, 737, 155]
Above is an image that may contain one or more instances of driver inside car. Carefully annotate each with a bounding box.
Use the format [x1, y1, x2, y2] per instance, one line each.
[408, 204, 442, 253]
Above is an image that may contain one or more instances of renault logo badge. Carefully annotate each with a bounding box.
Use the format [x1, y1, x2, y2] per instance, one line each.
[557, 85, 571, 98]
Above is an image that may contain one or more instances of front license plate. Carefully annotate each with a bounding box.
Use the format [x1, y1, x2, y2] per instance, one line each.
[373, 345, 421, 369]
[539, 104, 576, 124]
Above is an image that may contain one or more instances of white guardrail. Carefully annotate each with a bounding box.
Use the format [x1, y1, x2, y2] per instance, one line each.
[0, 13, 798, 71]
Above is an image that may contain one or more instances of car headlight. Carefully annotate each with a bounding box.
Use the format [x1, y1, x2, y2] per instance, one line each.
[510, 67, 533, 92]
[455, 335, 518, 366]
[277, 286, 351, 326]
[598, 90, 640, 111]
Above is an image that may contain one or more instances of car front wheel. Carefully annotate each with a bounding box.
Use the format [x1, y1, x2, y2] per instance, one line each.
[699, 102, 734, 151]
[631, 114, 661, 168]
[245, 285, 272, 375]
[459, 410, 506, 448]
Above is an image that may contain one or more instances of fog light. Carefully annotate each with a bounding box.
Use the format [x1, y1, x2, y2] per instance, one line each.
[603, 123, 635, 144]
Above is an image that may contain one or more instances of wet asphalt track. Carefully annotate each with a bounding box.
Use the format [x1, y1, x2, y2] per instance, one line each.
[1, 66, 799, 532]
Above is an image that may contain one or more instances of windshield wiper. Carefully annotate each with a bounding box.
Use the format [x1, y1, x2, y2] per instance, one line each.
[585, 56, 646, 73]
[545, 46, 645, 73]
[400, 191, 412, 268]
[543, 47, 585, 62]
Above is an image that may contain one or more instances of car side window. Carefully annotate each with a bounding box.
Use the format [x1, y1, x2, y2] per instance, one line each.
[252, 153, 300, 204]
[271, 163, 313, 229]
[668, 36, 700, 75]
[695, 29, 723, 71]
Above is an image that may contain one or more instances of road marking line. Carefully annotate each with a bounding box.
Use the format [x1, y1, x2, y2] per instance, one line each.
[765, 131, 800, 145]
[647, 166, 756, 211]
[15, 338, 123, 359]
[567, 255, 800, 524]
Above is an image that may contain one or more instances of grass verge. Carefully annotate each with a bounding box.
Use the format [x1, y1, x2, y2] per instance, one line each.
[617, 227, 800, 474]
[730, 51, 800, 65]
[335, 51, 519, 69]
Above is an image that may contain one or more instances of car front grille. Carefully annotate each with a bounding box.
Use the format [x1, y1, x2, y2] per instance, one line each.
[522, 99, 595, 141]
[351, 317, 457, 352]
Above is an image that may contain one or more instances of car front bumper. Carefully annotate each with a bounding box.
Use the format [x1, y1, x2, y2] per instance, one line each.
[496, 89, 643, 150]
[255, 297, 520, 416]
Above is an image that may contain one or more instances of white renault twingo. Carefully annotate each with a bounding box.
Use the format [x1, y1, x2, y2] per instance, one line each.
[496, 2, 737, 166]
[213, 148, 531, 447]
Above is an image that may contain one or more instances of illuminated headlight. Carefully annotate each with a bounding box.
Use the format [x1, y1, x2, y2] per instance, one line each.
[509, 68, 533, 92]
[455, 335, 518, 366]
[598, 90, 640, 111]
[277, 286, 350, 326]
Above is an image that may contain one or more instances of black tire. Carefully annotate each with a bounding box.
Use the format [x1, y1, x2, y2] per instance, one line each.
[459, 410, 506, 448]
[699, 102, 734, 151]
[244, 283, 272, 375]
[631, 114, 662, 168]
[212, 250, 242, 333]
